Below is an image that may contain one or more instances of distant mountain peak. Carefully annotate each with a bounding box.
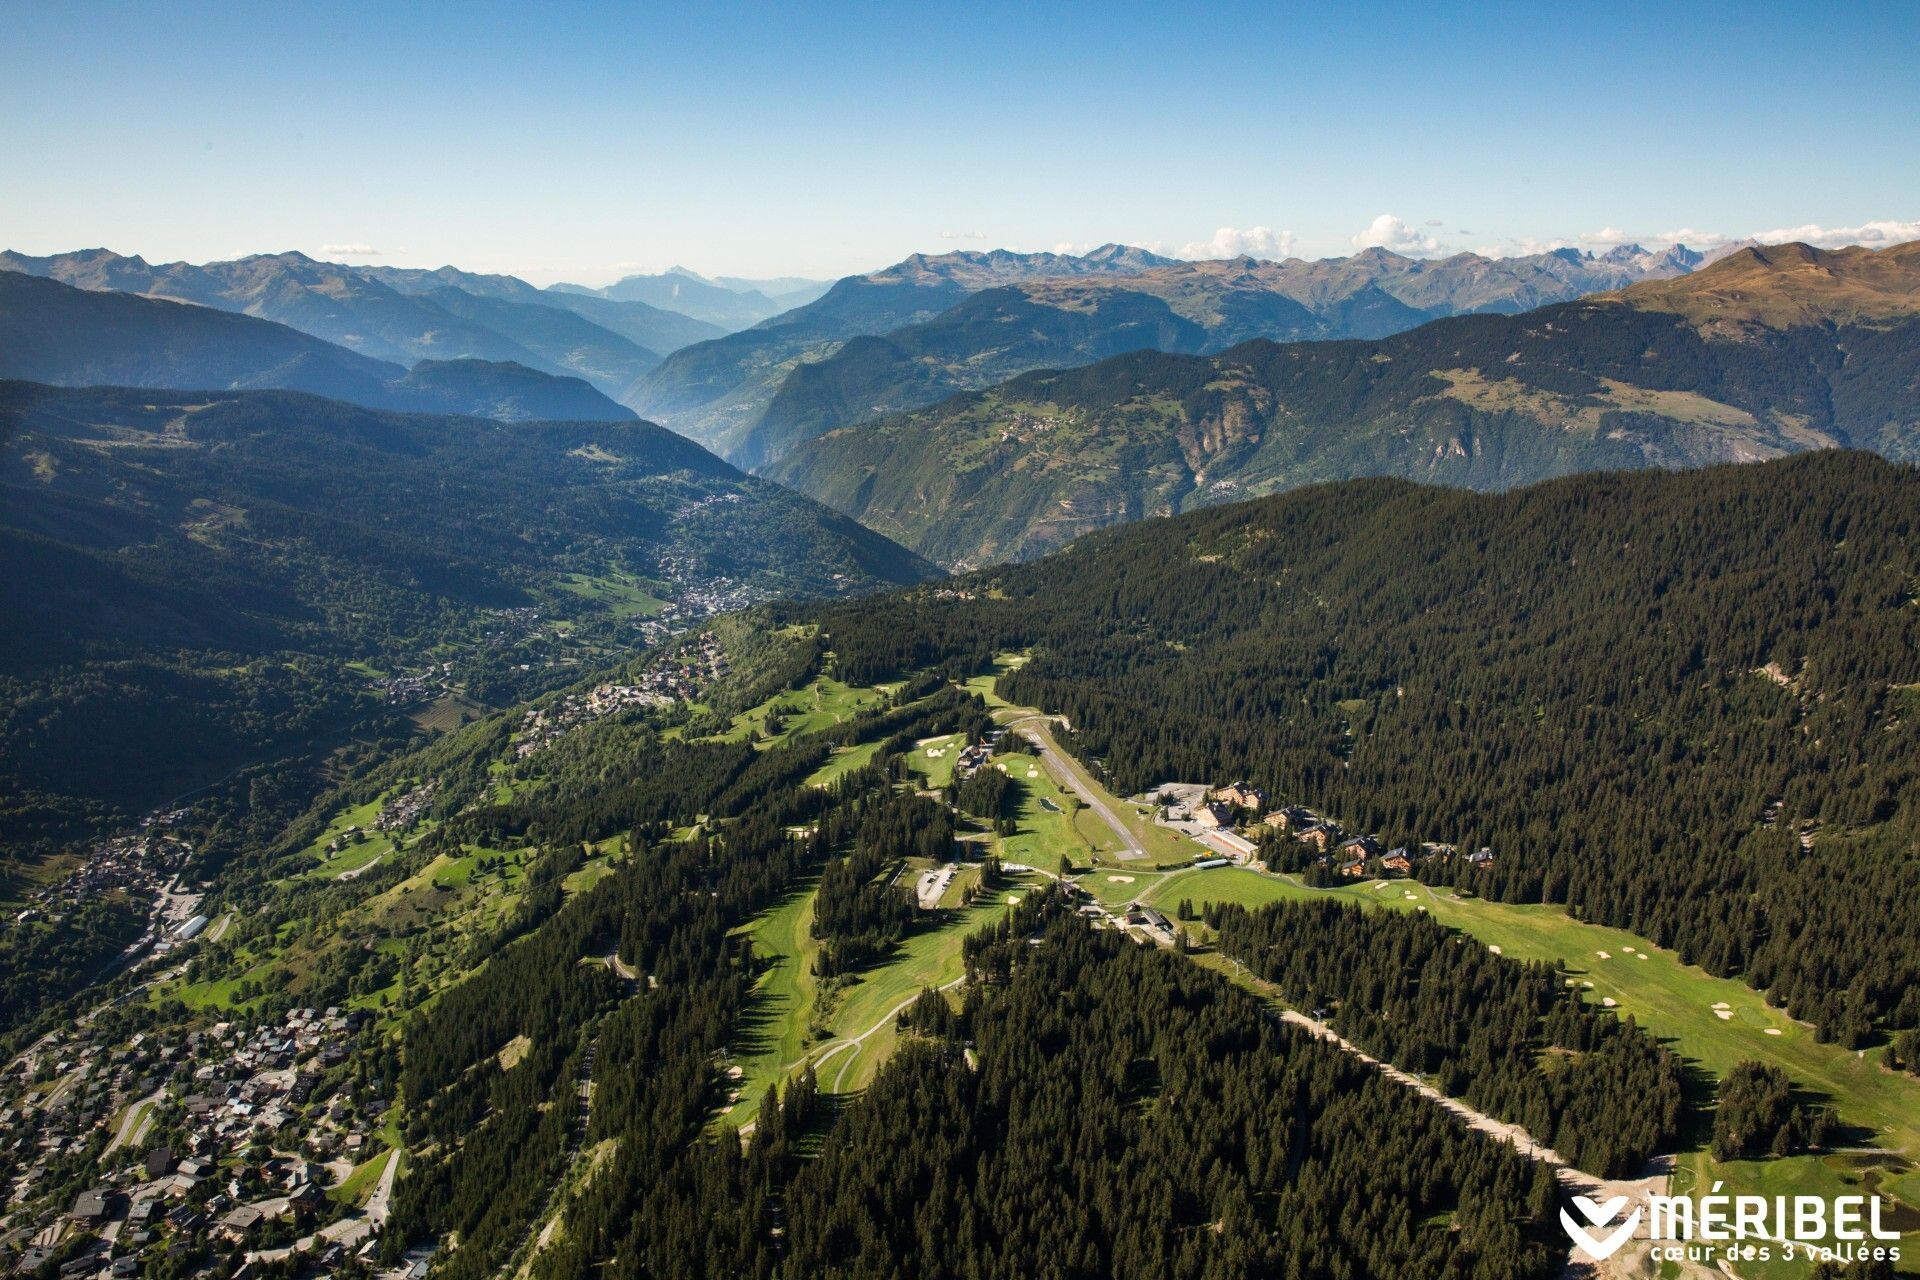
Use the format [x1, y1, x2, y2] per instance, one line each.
[1615, 236, 1920, 329]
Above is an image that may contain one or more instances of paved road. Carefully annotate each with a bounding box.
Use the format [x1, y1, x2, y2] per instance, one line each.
[364, 1148, 402, 1224]
[104, 1089, 165, 1156]
[1007, 716, 1146, 861]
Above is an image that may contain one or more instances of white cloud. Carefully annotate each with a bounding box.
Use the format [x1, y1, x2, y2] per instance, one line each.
[1651, 227, 1734, 250]
[941, 230, 990, 241]
[1744, 218, 1920, 249]
[1576, 227, 1638, 249]
[1172, 225, 1296, 261]
[321, 243, 381, 257]
[1562, 220, 1920, 255]
[1350, 214, 1450, 257]
[1484, 236, 1573, 257]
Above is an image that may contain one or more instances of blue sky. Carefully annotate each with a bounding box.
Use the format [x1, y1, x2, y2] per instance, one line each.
[3, 0, 1917, 284]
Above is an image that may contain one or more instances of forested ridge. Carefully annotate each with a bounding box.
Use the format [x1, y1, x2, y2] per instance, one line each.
[366, 626, 1599, 1280]
[782, 905, 1566, 1280]
[800, 452, 1920, 1043]
[1207, 898, 1685, 1177]
[0, 382, 932, 854]
[387, 677, 1000, 1278]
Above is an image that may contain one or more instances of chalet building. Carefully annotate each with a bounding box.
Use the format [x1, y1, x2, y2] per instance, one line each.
[68, 1189, 114, 1224]
[1264, 805, 1317, 830]
[1382, 848, 1413, 875]
[1296, 824, 1338, 851]
[1337, 835, 1382, 863]
[1192, 800, 1237, 830]
[1211, 782, 1266, 811]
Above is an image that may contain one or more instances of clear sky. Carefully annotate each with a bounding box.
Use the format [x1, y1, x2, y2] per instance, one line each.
[3, 0, 1917, 285]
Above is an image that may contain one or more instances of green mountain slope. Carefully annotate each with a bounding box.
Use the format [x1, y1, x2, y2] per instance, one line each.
[772, 240, 1920, 567]
[0, 382, 935, 848]
[804, 450, 1920, 1044]
[635, 242, 1704, 468]
[739, 248, 1714, 469]
[0, 270, 635, 421]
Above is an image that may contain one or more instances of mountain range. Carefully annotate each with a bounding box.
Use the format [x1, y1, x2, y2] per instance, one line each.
[770, 240, 1920, 567]
[0, 248, 725, 398]
[0, 271, 633, 422]
[552, 265, 831, 331]
[627, 241, 1708, 468]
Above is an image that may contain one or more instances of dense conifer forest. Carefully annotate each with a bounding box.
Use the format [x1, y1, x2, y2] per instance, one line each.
[372, 642, 1589, 1279]
[781, 907, 1567, 1280]
[1207, 898, 1685, 1176]
[800, 452, 1920, 1044]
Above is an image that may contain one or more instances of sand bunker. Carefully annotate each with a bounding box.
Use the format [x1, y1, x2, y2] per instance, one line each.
[1488, 945, 1502, 955]
[1715, 1009, 1734, 1020]
[1595, 950, 1611, 959]
[1602, 997, 1618, 1008]
[1106, 875, 1135, 884]
[1765, 1028, 1783, 1036]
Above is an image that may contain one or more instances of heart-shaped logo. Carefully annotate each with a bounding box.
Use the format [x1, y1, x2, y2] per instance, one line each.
[1560, 1194, 1643, 1260]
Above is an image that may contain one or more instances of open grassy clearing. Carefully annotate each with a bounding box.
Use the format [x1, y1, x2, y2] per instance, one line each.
[288, 793, 393, 876]
[554, 571, 666, 618]
[722, 884, 823, 1130]
[973, 677, 1197, 868]
[410, 690, 486, 733]
[958, 652, 1029, 708]
[904, 732, 967, 789]
[819, 871, 1040, 1095]
[722, 870, 1040, 1127]
[805, 739, 883, 787]
[330, 1146, 400, 1208]
[701, 676, 889, 747]
[1146, 865, 1920, 1228]
[995, 762, 1108, 871]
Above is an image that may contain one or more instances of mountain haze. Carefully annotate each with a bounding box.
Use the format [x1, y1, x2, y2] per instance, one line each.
[555, 266, 828, 331]
[0, 248, 720, 396]
[0, 271, 633, 421]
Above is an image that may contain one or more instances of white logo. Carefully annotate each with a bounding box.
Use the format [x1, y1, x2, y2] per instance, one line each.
[1561, 1194, 1643, 1261]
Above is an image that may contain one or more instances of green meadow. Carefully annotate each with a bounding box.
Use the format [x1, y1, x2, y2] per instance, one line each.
[554, 571, 666, 618]
[722, 870, 1040, 1128]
